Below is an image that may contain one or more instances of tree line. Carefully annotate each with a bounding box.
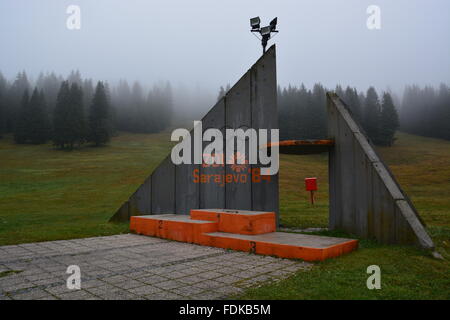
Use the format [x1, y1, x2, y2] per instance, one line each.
[400, 84, 450, 141]
[277, 84, 400, 146]
[0, 70, 174, 148]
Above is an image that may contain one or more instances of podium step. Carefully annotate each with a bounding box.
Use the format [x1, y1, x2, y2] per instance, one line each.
[190, 209, 276, 235]
[130, 214, 218, 244]
[203, 231, 358, 261]
[130, 211, 358, 261]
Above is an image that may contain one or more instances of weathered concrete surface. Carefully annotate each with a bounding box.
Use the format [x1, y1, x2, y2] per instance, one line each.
[200, 100, 226, 209]
[327, 93, 434, 249]
[0, 234, 311, 300]
[111, 45, 279, 222]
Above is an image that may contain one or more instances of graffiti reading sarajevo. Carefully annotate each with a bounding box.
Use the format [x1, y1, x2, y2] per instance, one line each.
[193, 152, 272, 186]
[171, 120, 279, 186]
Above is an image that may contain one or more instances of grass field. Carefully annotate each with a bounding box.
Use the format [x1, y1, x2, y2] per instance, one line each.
[244, 132, 450, 300]
[0, 131, 449, 299]
[0, 133, 173, 244]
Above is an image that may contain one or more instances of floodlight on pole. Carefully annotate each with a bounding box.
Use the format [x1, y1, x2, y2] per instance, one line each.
[250, 16, 261, 30]
[270, 17, 277, 31]
[250, 16, 278, 54]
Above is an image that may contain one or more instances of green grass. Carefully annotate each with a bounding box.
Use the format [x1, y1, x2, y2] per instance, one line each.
[241, 132, 450, 300]
[0, 131, 449, 299]
[0, 132, 173, 245]
[0, 270, 22, 278]
[238, 240, 450, 300]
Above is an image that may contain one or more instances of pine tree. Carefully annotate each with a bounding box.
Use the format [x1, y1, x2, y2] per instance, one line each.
[379, 92, 399, 146]
[88, 81, 112, 146]
[344, 86, 362, 122]
[436, 84, 450, 140]
[8, 72, 30, 133]
[28, 88, 51, 144]
[309, 83, 327, 138]
[53, 81, 70, 148]
[363, 87, 381, 144]
[0, 72, 7, 137]
[14, 90, 30, 144]
[66, 83, 86, 148]
[53, 81, 86, 149]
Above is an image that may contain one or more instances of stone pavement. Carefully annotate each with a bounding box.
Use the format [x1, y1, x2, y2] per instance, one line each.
[0, 234, 312, 300]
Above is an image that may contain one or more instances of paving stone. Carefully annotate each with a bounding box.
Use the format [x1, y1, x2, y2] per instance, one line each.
[103, 275, 129, 284]
[194, 280, 223, 290]
[197, 271, 223, 280]
[113, 279, 145, 290]
[154, 280, 184, 290]
[84, 284, 120, 296]
[145, 292, 184, 300]
[211, 285, 243, 296]
[177, 275, 204, 285]
[215, 275, 241, 285]
[37, 295, 59, 300]
[268, 269, 294, 278]
[0, 234, 313, 300]
[10, 288, 50, 300]
[80, 279, 106, 289]
[45, 285, 76, 295]
[190, 291, 225, 300]
[128, 285, 163, 296]
[95, 290, 138, 300]
[58, 290, 98, 300]
[140, 275, 167, 284]
[1, 281, 36, 292]
[171, 285, 205, 297]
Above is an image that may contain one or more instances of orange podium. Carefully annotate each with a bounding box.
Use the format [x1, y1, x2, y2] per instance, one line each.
[130, 209, 358, 262]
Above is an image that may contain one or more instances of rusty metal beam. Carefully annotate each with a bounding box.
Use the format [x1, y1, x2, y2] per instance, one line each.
[264, 139, 334, 155]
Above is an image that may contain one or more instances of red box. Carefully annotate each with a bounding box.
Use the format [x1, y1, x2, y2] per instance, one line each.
[305, 177, 317, 191]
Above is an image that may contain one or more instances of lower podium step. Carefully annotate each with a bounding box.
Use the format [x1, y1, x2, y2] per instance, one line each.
[130, 214, 218, 244]
[203, 232, 358, 261]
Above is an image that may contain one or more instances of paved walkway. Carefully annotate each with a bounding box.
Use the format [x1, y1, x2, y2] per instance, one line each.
[0, 234, 312, 300]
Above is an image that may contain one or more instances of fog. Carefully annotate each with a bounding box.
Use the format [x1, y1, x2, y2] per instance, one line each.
[1, 0, 449, 101]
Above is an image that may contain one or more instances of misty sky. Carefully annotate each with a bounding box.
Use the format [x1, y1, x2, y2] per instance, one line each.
[1, 0, 449, 95]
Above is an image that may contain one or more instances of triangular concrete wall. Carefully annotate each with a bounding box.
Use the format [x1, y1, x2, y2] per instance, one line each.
[327, 92, 434, 249]
[111, 45, 279, 222]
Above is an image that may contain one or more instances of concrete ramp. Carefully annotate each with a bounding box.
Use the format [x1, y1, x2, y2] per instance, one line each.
[327, 93, 434, 249]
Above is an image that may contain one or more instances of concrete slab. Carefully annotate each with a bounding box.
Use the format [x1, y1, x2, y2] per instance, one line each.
[204, 232, 358, 261]
[135, 214, 215, 224]
[206, 231, 355, 249]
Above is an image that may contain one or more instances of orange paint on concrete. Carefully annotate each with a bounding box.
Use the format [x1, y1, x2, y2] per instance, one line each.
[130, 211, 358, 262]
[202, 233, 358, 261]
[190, 209, 276, 235]
[263, 139, 335, 148]
[130, 215, 218, 244]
